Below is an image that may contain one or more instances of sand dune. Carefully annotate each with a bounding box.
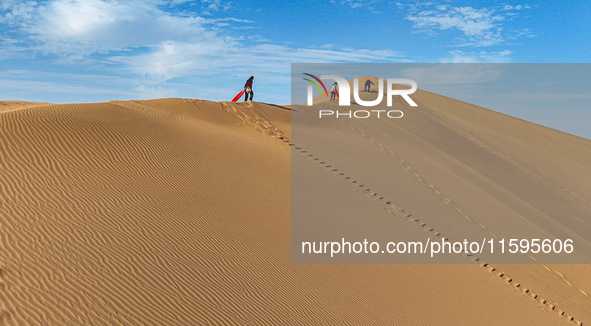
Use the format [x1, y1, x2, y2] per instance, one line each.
[294, 80, 591, 323]
[0, 102, 48, 113]
[0, 95, 588, 325]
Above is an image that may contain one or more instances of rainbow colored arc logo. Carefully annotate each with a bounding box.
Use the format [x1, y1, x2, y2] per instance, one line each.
[302, 73, 328, 97]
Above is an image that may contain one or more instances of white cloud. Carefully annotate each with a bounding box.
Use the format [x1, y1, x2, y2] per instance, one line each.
[445, 50, 513, 63]
[3, 0, 401, 73]
[23, 0, 218, 56]
[0, 0, 407, 103]
[0, 0, 37, 23]
[502, 4, 531, 11]
[0, 0, 245, 58]
[200, 0, 231, 11]
[342, 0, 363, 9]
[110, 41, 406, 82]
[405, 3, 533, 47]
[407, 6, 504, 46]
[332, 0, 380, 12]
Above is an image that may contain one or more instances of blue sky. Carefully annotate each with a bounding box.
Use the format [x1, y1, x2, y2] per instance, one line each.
[0, 1, 589, 109]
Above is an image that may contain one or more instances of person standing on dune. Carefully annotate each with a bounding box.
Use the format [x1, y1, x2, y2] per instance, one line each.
[244, 76, 254, 102]
[364, 79, 374, 92]
[330, 82, 338, 101]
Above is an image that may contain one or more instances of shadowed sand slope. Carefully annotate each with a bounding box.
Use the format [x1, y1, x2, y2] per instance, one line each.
[0, 98, 586, 325]
[295, 83, 591, 324]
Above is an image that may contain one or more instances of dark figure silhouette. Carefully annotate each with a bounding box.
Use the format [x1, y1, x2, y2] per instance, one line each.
[364, 79, 375, 92]
[244, 76, 254, 101]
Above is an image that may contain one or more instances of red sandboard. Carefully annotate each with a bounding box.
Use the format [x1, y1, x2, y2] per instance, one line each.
[232, 89, 246, 102]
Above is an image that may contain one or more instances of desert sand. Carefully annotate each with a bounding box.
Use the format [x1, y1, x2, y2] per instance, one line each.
[0, 89, 589, 325]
